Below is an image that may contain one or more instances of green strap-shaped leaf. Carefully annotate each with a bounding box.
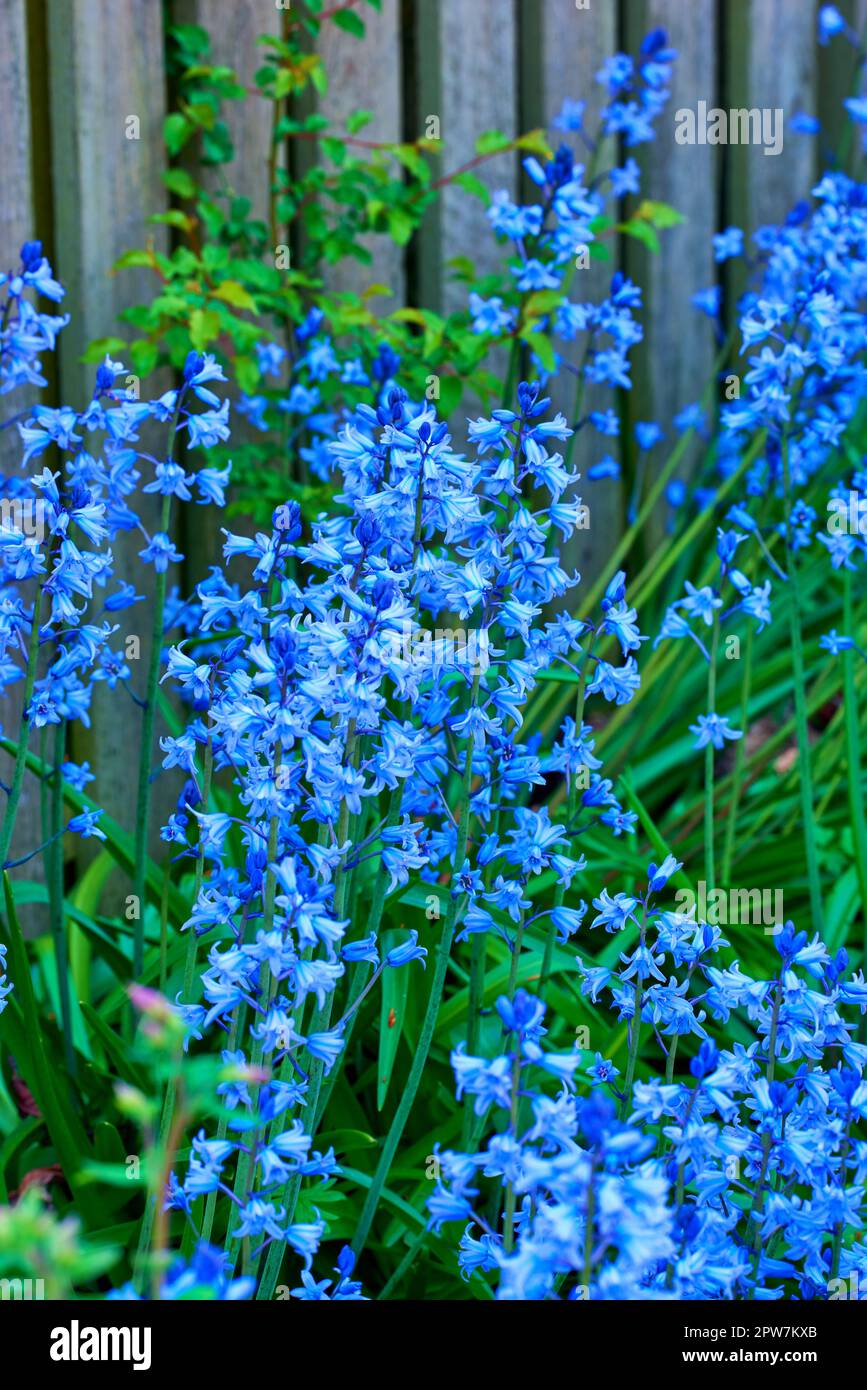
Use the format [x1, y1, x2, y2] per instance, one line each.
[377, 930, 410, 1112]
[1, 874, 101, 1226]
[0, 736, 188, 928]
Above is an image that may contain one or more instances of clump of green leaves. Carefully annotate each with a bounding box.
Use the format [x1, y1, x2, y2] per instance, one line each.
[0, 1189, 118, 1297]
[94, 0, 555, 525]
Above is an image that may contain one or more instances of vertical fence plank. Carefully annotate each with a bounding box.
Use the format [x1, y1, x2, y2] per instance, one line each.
[532, 0, 619, 581]
[171, 0, 284, 587]
[624, 0, 717, 558]
[173, 0, 280, 222]
[407, 0, 518, 423]
[0, 0, 46, 926]
[316, 0, 406, 300]
[0, 0, 33, 268]
[746, 0, 817, 231]
[47, 0, 171, 878]
[817, 0, 861, 154]
[438, 0, 518, 316]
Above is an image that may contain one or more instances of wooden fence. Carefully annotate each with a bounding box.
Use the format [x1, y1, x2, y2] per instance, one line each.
[0, 0, 861, 918]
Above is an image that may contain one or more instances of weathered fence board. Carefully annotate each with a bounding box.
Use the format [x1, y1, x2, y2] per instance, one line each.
[534, 0, 620, 579]
[747, 0, 818, 231]
[316, 0, 406, 301]
[625, 0, 717, 556]
[438, 0, 518, 316]
[174, 0, 281, 223]
[0, 0, 45, 924]
[172, 0, 285, 591]
[46, 0, 172, 876]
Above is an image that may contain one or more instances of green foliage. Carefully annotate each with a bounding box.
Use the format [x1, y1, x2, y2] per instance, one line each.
[105, 2, 555, 528]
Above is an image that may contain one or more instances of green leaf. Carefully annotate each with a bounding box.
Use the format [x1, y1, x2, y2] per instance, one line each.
[618, 220, 661, 255]
[130, 339, 159, 378]
[377, 933, 409, 1110]
[80, 1161, 146, 1191]
[475, 128, 512, 157]
[393, 144, 429, 181]
[164, 112, 192, 157]
[113, 249, 157, 273]
[273, 68, 295, 100]
[453, 171, 490, 204]
[212, 280, 258, 312]
[234, 354, 260, 395]
[317, 1129, 377, 1155]
[515, 129, 554, 161]
[444, 255, 475, 281]
[80, 336, 127, 365]
[523, 289, 564, 319]
[162, 168, 197, 198]
[0, 736, 188, 927]
[347, 110, 374, 135]
[0, 875, 101, 1227]
[636, 199, 685, 229]
[437, 375, 463, 416]
[79, 1005, 149, 1090]
[189, 307, 221, 350]
[0, 1117, 41, 1204]
[150, 210, 197, 232]
[321, 137, 347, 166]
[332, 9, 365, 37]
[386, 207, 415, 246]
[519, 328, 557, 374]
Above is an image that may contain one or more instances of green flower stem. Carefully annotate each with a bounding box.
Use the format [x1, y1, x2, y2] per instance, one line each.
[39, 724, 50, 872]
[704, 608, 720, 897]
[377, 1225, 428, 1300]
[0, 585, 43, 869]
[228, 816, 280, 1267]
[132, 491, 173, 979]
[501, 336, 520, 409]
[721, 625, 753, 885]
[275, 726, 359, 1192]
[830, 1116, 854, 1282]
[502, 914, 526, 1251]
[527, 416, 764, 751]
[159, 864, 171, 994]
[581, 1158, 597, 1290]
[662, 962, 697, 1100]
[198, 1006, 241, 1248]
[49, 719, 75, 1077]
[539, 631, 596, 992]
[256, 729, 368, 1299]
[620, 918, 646, 1120]
[562, 349, 590, 474]
[502, 1044, 523, 1254]
[843, 571, 867, 1008]
[577, 335, 740, 621]
[350, 675, 480, 1261]
[465, 931, 485, 1056]
[782, 440, 824, 931]
[134, 726, 213, 1281]
[747, 983, 782, 1289]
[180, 728, 213, 1006]
[506, 916, 525, 1002]
[310, 803, 398, 1134]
